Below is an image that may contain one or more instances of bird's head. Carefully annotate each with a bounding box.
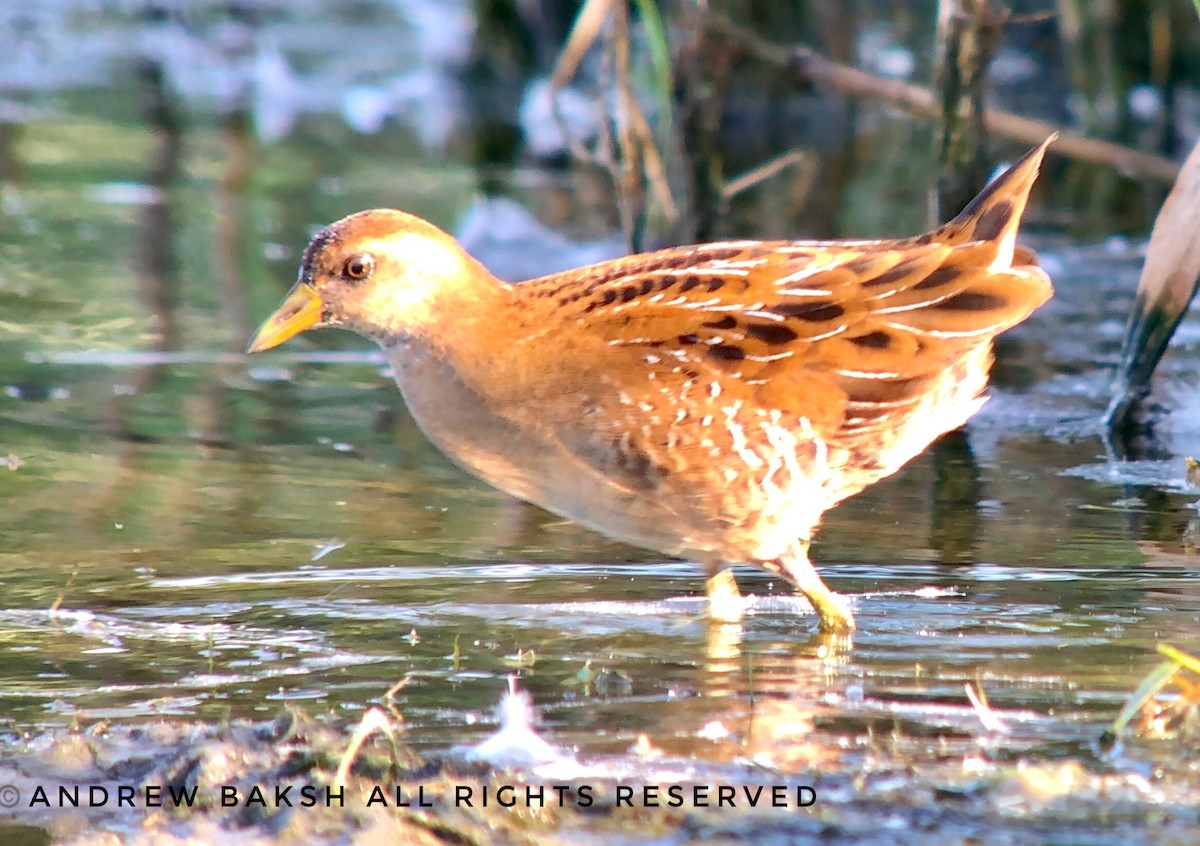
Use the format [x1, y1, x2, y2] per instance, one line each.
[248, 208, 493, 352]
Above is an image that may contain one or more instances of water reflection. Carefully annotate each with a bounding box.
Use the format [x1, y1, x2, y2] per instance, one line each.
[102, 54, 182, 448]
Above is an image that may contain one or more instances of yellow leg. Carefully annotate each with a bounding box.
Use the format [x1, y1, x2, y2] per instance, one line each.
[766, 543, 855, 634]
[704, 564, 745, 624]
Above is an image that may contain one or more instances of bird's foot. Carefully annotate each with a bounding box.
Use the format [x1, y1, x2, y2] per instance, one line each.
[806, 587, 856, 636]
[704, 568, 746, 624]
[765, 546, 857, 637]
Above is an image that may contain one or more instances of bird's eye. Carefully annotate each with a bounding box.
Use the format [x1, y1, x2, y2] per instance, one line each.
[342, 253, 375, 282]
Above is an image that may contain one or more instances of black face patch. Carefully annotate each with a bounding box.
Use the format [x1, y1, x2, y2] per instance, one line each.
[300, 227, 339, 286]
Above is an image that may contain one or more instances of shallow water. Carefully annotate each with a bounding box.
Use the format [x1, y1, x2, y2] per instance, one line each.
[2, 2, 1200, 844]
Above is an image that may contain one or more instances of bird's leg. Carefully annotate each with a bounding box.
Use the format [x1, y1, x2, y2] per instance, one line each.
[765, 542, 855, 634]
[703, 561, 744, 624]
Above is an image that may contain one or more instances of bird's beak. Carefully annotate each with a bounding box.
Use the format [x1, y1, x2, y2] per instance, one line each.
[247, 283, 323, 353]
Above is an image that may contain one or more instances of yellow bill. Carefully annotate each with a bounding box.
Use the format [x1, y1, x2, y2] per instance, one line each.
[247, 283, 323, 353]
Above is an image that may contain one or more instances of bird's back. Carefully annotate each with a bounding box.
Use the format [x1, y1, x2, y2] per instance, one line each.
[410, 140, 1054, 562]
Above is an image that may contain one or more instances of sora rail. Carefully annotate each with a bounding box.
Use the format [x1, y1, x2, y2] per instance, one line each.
[249, 138, 1055, 635]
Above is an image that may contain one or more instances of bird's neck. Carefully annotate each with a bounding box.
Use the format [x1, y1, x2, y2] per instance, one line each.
[377, 261, 516, 374]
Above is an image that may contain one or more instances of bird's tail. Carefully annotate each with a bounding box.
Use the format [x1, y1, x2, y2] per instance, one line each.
[920, 134, 1057, 269]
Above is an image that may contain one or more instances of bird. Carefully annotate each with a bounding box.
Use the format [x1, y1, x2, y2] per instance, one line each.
[247, 137, 1055, 636]
[1103, 138, 1200, 453]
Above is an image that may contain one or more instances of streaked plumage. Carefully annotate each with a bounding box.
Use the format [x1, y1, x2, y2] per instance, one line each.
[249, 137, 1055, 636]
